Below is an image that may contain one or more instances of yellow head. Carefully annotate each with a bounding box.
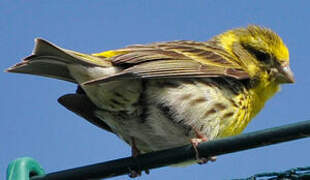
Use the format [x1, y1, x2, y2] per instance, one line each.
[216, 25, 294, 84]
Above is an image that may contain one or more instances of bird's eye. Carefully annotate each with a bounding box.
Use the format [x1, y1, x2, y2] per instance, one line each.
[244, 45, 271, 64]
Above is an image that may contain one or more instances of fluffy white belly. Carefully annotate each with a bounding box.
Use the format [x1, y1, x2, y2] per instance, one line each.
[92, 79, 234, 152]
[68, 65, 234, 152]
[95, 108, 194, 152]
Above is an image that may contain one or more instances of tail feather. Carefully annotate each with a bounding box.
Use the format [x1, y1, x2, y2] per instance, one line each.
[6, 38, 112, 83]
[7, 54, 76, 82]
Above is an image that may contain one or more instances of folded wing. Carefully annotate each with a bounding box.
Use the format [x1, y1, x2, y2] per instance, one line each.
[84, 40, 249, 85]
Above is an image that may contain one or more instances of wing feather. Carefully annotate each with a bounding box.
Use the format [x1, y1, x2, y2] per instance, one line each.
[86, 41, 249, 85]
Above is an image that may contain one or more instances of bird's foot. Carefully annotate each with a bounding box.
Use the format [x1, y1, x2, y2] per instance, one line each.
[129, 169, 150, 178]
[190, 130, 217, 164]
[129, 169, 141, 178]
[129, 137, 150, 178]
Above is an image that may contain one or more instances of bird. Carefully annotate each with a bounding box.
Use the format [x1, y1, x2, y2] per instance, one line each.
[7, 25, 294, 177]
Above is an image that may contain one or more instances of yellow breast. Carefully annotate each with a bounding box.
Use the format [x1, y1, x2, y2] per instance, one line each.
[217, 77, 280, 138]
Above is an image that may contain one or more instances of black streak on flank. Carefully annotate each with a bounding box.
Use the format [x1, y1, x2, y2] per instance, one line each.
[111, 99, 123, 106]
[139, 80, 148, 123]
[114, 91, 130, 102]
[157, 103, 192, 136]
[160, 81, 180, 88]
[223, 112, 234, 119]
[190, 97, 207, 106]
[214, 103, 226, 111]
[203, 109, 216, 119]
[229, 99, 239, 108]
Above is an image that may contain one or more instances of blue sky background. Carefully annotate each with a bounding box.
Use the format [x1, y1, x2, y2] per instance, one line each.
[1, 1, 310, 179]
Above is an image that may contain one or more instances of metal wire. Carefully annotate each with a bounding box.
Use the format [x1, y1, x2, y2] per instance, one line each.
[31, 120, 310, 180]
[233, 166, 310, 180]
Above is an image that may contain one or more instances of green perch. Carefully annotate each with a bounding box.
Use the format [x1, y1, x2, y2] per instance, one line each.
[7, 157, 45, 180]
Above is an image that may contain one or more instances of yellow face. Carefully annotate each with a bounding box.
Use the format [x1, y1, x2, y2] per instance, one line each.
[219, 25, 294, 84]
[239, 25, 289, 63]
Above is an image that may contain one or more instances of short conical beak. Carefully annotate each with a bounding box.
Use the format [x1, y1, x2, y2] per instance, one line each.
[279, 64, 295, 83]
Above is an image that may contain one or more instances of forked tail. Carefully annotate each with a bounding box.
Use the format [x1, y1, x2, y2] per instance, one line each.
[6, 38, 111, 83]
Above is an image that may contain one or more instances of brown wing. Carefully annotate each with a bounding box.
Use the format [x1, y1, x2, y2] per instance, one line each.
[84, 40, 249, 85]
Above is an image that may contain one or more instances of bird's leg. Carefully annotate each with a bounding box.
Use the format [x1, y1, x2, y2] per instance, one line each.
[129, 137, 141, 178]
[131, 137, 140, 157]
[190, 129, 217, 164]
[128, 137, 150, 178]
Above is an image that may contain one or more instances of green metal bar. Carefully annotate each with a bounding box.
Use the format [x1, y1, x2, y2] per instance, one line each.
[7, 157, 45, 180]
[31, 120, 310, 180]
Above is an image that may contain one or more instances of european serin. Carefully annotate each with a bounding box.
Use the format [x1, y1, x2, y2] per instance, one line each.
[7, 25, 294, 174]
